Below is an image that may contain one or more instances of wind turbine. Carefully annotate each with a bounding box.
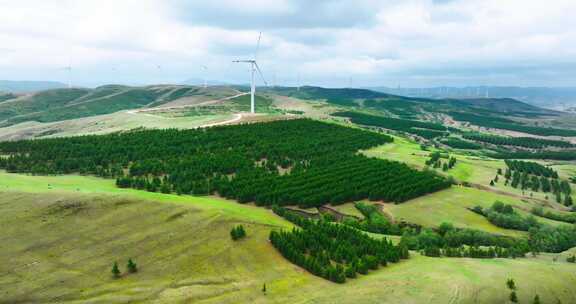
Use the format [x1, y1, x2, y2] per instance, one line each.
[202, 65, 208, 88]
[63, 65, 72, 89]
[233, 32, 267, 114]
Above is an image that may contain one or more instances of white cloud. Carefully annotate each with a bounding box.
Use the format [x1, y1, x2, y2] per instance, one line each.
[0, 0, 575, 86]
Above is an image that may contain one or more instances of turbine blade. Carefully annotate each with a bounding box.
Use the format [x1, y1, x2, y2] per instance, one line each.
[254, 62, 268, 86]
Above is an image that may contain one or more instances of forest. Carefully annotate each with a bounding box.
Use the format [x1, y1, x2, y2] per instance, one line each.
[493, 150, 576, 161]
[448, 111, 576, 136]
[504, 160, 558, 178]
[463, 133, 574, 149]
[269, 219, 409, 283]
[332, 111, 448, 139]
[0, 119, 450, 208]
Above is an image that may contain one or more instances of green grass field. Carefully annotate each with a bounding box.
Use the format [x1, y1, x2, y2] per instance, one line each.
[1, 172, 576, 303]
[370, 186, 568, 237]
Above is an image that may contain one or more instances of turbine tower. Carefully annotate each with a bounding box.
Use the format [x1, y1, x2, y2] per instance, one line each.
[64, 65, 72, 89]
[202, 65, 208, 88]
[233, 32, 267, 114]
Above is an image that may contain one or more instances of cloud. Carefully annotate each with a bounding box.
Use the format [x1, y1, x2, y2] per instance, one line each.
[0, 0, 575, 87]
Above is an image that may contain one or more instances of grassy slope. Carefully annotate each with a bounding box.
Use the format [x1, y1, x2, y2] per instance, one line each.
[1, 172, 576, 303]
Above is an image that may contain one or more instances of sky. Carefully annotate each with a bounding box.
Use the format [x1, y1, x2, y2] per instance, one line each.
[0, 0, 575, 88]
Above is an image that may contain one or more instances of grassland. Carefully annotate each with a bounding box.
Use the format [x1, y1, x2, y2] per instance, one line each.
[1, 172, 576, 303]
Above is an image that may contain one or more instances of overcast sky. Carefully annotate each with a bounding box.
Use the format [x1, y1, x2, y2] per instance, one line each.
[1, 0, 575, 87]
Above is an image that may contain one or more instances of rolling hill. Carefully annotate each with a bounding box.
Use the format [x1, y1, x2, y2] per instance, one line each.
[0, 85, 239, 127]
[2, 84, 576, 303]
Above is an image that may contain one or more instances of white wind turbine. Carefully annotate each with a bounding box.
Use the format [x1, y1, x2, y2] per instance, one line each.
[63, 64, 72, 88]
[233, 32, 267, 114]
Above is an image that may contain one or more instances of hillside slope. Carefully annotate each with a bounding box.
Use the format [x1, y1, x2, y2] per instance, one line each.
[1, 173, 576, 303]
[0, 85, 238, 127]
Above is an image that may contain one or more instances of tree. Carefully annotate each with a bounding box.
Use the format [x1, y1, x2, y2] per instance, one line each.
[510, 291, 518, 303]
[112, 262, 121, 278]
[127, 258, 138, 273]
[507, 278, 516, 290]
[231, 225, 247, 240]
[262, 283, 267, 294]
[490, 180, 495, 186]
[533, 294, 541, 304]
[564, 195, 573, 207]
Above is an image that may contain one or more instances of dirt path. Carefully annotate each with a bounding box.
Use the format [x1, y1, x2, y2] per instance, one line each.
[199, 113, 243, 128]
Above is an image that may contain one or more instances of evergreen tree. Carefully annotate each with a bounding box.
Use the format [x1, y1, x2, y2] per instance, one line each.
[127, 258, 138, 273]
[564, 195, 573, 207]
[262, 283, 267, 294]
[507, 278, 516, 290]
[112, 262, 121, 278]
[533, 294, 541, 304]
[510, 291, 518, 303]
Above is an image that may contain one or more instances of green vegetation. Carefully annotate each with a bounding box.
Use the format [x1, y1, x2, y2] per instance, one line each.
[0, 92, 16, 102]
[127, 258, 138, 273]
[532, 206, 576, 224]
[2, 187, 575, 303]
[401, 222, 528, 258]
[440, 137, 483, 150]
[229, 94, 274, 112]
[505, 160, 559, 178]
[472, 201, 540, 231]
[111, 262, 121, 278]
[464, 133, 574, 149]
[333, 111, 448, 139]
[347, 202, 405, 235]
[0, 119, 449, 207]
[449, 111, 576, 136]
[494, 150, 576, 161]
[0, 85, 232, 127]
[231, 225, 247, 240]
[270, 220, 408, 283]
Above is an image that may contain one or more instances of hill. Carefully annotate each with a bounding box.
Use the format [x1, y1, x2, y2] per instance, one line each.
[0, 85, 239, 127]
[268, 86, 557, 116]
[1, 170, 575, 303]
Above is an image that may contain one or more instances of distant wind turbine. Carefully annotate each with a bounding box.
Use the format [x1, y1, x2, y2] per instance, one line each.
[233, 32, 267, 114]
[202, 65, 208, 88]
[63, 65, 72, 88]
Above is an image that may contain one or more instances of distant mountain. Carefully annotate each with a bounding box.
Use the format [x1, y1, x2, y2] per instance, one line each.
[181, 78, 230, 86]
[0, 80, 67, 93]
[267, 86, 556, 117]
[368, 86, 576, 110]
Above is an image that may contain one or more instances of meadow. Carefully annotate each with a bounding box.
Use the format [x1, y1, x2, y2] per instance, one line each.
[1, 172, 576, 303]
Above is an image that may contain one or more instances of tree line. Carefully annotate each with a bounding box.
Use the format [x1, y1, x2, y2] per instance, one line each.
[472, 201, 540, 231]
[269, 220, 409, 283]
[471, 201, 576, 253]
[0, 119, 450, 208]
[463, 133, 574, 149]
[425, 151, 457, 171]
[332, 111, 448, 139]
[493, 150, 576, 161]
[400, 222, 528, 258]
[505, 160, 558, 178]
[440, 137, 483, 150]
[501, 162, 572, 206]
[448, 111, 576, 137]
